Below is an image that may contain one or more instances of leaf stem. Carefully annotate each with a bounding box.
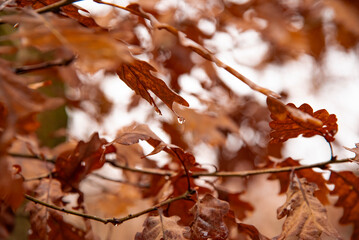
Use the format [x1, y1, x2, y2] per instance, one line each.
[35, 0, 82, 13]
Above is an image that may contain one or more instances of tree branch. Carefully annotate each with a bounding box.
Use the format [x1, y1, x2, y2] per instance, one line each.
[25, 190, 193, 225]
[9, 152, 353, 178]
[93, 0, 280, 98]
[14, 57, 75, 74]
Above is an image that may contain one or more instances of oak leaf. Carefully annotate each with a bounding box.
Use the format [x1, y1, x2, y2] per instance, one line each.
[267, 97, 338, 143]
[55, 132, 116, 191]
[185, 194, 229, 240]
[26, 179, 91, 240]
[117, 59, 189, 114]
[344, 143, 359, 162]
[329, 171, 359, 240]
[135, 215, 188, 240]
[274, 178, 342, 240]
[268, 158, 330, 204]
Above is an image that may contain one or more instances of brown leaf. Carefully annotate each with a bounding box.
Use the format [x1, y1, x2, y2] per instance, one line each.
[26, 179, 91, 240]
[186, 194, 229, 240]
[15, 0, 99, 28]
[268, 158, 330, 205]
[216, 187, 254, 221]
[3, 11, 130, 73]
[237, 223, 269, 240]
[329, 171, 359, 240]
[267, 97, 338, 143]
[0, 158, 25, 210]
[117, 59, 189, 114]
[135, 215, 188, 240]
[274, 178, 342, 240]
[344, 143, 359, 162]
[55, 132, 116, 191]
[0, 202, 15, 239]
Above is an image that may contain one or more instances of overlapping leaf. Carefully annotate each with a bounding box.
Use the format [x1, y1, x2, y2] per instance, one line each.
[26, 179, 95, 240]
[2, 11, 130, 73]
[344, 143, 359, 162]
[267, 97, 338, 143]
[55, 132, 116, 191]
[268, 158, 330, 204]
[274, 178, 342, 240]
[117, 59, 189, 114]
[329, 171, 359, 240]
[185, 194, 229, 240]
[135, 215, 188, 240]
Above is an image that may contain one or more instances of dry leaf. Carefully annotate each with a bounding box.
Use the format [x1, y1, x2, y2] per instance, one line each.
[117, 59, 189, 114]
[274, 178, 342, 240]
[267, 97, 338, 143]
[186, 194, 229, 240]
[135, 215, 188, 240]
[344, 143, 359, 162]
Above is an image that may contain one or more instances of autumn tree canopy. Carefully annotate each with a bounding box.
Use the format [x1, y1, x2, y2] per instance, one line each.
[0, 0, 358, 239]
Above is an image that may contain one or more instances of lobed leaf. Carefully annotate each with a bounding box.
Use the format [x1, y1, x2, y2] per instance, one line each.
[117, 59, 189, 115]
[267, 97, 338, 143]
[186, 194, 229, 240]
[274, 178, 342, 240]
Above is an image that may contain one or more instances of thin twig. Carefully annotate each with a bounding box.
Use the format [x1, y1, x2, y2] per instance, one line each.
[25, 190, 193, 225]
[9, 152, 353, 178]
[91, 173, 150, 188]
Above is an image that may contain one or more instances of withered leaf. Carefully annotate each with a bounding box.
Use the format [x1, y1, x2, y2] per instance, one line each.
[344, 143, 359, 162]
[186, 194, 229, 240]
[216, 187, 254, 220]
[237, 223, 269, 240]
[135, 215, 188, 240]
[26, 179, 90, 240]
[274, 178, 342, 240]
[268, 158, 330, 205]
[117, 59, 189, 114]
[55, 132, 116, 191]
[329, 171, 359, 240]
[0, 202, 15, 239]
[267, 97, 338, 143]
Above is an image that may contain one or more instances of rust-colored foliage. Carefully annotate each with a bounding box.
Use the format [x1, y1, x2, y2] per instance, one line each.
[268, 158, 330, 204]
[26, 179, 92, 240]
[117, 59, 189, 114]
[329, 171, 359, 240]
[55, 133, 116, 191]
[0, 0, 358, 239]
[344, 143, 359, 162]
[267, 97, 338, 143]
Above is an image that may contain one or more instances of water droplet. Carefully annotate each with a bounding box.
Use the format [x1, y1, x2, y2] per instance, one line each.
[177, 116, 185, 124]
[81, 161, 86, 166]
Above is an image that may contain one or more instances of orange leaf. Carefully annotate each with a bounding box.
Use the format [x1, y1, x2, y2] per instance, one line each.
[268, 158, 330, 205]
[55, 133, 116, 191]
[344, 143, 359, 162]
[117, 59, 189, 114]
[329, 171, 359, 240]
[267, 97, 338, 143]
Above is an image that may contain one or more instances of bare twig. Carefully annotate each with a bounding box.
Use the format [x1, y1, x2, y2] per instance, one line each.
[25, 190, 193, 225]
[91, 173, 150, 188]
[9, 152, 353, 178]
